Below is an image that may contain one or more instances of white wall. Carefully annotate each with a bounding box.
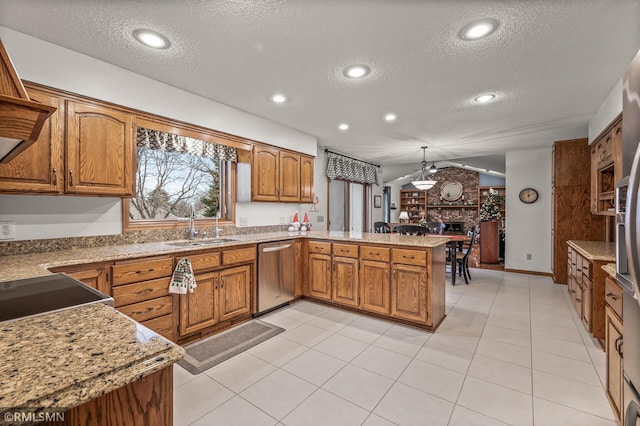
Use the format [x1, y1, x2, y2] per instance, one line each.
[588, 79, 622, 143]
[0, 27, 318, 240]
[504, 148, 553, 273]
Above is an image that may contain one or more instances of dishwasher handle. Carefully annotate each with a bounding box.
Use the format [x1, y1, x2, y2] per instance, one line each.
[261, 244, 292, 253]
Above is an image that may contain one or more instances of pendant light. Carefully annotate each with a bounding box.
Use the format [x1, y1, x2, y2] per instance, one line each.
[411, 146, 437, 190]
[429, 161, 438, 174]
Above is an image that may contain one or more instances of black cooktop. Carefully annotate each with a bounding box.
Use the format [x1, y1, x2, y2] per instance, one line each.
[0, 273, 113, 322]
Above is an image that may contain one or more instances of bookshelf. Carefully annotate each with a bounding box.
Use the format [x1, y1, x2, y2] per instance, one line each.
[400, 190, 427, 223]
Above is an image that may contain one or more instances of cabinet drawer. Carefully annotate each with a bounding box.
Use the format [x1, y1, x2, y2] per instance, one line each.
[113, 277, 171, 307]
[222, 247, 256, 265]
[581, 260, 593, 279]
[112, 258, 173, 286]
[605, 277, 623, 319]
[118, 295, 173, 322]
[142, 314, 174, 341]
[333, 243, 358, 258]
[309, 241, 331, 254]
[392, 248, 426, 266]
[186, 251, 221, 273]
[360, 245, 390, 262]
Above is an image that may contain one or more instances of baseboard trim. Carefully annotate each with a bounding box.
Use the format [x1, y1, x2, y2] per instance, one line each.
[504, 268, 553, 277]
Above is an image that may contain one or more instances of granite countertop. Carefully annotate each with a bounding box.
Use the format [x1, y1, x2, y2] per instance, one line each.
[602, 263, 617, 278]
[567, 240, 616, 262]
[0, 231, 449, 282]
[0, 303, 184, 412]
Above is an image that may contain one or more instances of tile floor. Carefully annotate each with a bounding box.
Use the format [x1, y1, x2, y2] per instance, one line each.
[173, 269, 617, 425]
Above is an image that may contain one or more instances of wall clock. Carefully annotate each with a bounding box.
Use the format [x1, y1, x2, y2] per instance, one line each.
[440, 181, 463, 201]
[519, 187, 539, 204]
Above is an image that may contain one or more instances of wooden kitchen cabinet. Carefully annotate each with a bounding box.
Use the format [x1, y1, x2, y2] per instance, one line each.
[179, 271, 219, 336]
[65, 100, 134, 196]
[605, 276, 624, 423]
[300, 155, 314, 203]
[111, 256, 175, 341]
[391, 263, 427, 323]
[332, 256, 359, 308]
[359, 245, 391, 315]
[251, 145, 314, 202]
[308, 253, 332, 300]
[0, 87, 64, 193]
[0, 83, 135, 196]
[49, 261, 112, 296]
[590, 115, 622, 216]
[218, 265, 251, 322]
[552, 138, 605, 284]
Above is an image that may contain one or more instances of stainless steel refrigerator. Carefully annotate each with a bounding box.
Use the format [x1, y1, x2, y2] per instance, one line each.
[620, 47, 640, 426]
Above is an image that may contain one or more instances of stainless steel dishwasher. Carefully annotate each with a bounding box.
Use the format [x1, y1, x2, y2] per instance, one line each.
[256, 240, 295, 315]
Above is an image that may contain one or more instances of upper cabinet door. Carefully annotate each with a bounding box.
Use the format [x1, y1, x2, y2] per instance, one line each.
[65, 101, 133, 196]
[279, 151, 300, 202]
[252, 145, 279, 201]
[0, 88, 63, 193]
[300, 155, 314, 203]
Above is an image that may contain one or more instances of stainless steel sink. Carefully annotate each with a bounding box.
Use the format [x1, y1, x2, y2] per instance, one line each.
[167, 238, 238, 247]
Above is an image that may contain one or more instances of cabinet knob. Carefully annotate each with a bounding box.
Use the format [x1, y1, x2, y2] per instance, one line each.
[52, 168, 57, 186]
[606, 292, 618, 300]
[69, 170, 74, 186]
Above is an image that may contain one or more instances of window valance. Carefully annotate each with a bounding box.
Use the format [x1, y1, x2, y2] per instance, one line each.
[136, 127, 238, 162]
[325, 152, 379, 185]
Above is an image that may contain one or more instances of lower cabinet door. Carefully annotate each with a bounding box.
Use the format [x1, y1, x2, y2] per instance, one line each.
[391, 264, 427, 323]
[308, 254, 332, 300]
[179, 272, 218, 336]
[582, 276, 592, 332]
[332, 257, 359, 307]
[359, 260, 390, 315]
[606, 306, 623, 422]
[219, 264, 251, 322]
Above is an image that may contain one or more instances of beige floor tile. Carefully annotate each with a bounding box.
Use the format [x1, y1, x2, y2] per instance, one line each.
[531, 334, 591, 362]
[467, 354, 532, 394]
[532, 350, 601, 387]
[475, 338, 532, 368]
[337, 319, 391, 344]
[457, 376, 533, 426]
[415, 340, 474, 374]
[351, 345, 412, 379]
[428, 329, 481, 353]
[361, 413, 398, 426]
[374, 382, 454, 426]
[279, 323, 333, 347]
[322, 364, 394, 411]
[190, 395, 277, 426]
[205, 352, 277, 393]
[448, 405, 510, 426]
[482, 324, 532, 348]
[533, 397, 617, 426]
[282, 389, 369, 426]
[313, 333, 369, 362]
[260, 312, 304, 331]
[282, 349, 346, 386]
[248, 336, 308, 367]
[173, 375, 234, 425]
[372, 328, 428, 357]
[173, 363, 197, 389]
[398, 359, 466, 402]
[277, 307, 317, 323]
[531, 321, 583, 344]
[240, 369, 317, 420]
[532, 370, 615, 420]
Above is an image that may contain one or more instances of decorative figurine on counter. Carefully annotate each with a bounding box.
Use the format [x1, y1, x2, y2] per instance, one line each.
[291, 211, 300, 231]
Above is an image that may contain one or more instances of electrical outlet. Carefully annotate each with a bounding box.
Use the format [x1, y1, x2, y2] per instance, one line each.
[526, 253, 532, 260]
[317, 215, 324, 223]
[0, 222, 15, 240]
[239, 216, 248, 227]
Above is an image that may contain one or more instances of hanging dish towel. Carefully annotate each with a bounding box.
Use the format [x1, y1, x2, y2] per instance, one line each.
[169, 258, 197, 294]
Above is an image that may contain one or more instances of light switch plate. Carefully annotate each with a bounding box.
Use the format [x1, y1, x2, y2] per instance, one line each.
[0, 222, 15, 240]
[239, 216, 248, 227]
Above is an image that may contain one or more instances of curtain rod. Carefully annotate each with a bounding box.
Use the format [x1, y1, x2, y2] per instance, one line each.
[324, 149, 380, 168]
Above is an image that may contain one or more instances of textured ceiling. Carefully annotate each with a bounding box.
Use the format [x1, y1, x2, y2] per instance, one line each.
[1, 0, 639, 178]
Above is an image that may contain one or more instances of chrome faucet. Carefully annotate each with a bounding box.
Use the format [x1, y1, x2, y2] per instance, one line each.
[189, 203, 198, 240]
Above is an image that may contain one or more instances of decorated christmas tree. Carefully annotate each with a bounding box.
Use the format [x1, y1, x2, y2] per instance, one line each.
[479, 190, 502, 222]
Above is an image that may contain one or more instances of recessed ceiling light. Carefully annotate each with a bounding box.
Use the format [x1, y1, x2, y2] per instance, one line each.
[338, 123, 349, 131]
[384, 113, 397, 122]
[474, 94, 496, 103]
[133, 29, 170, 49]
[460, 19, 498, 40]
[270, 94, 288, 103]
[343, 65, 370, 79]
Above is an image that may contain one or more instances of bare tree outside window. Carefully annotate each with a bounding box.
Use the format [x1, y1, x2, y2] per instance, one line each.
[130, 146, 223, 220]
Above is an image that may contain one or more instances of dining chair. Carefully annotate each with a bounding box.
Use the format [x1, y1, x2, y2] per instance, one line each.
[453, 229, 477, 284]
[426, 221, 444, 234]
[373, 221, 391, 233]
[396, 224, 427, 236]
